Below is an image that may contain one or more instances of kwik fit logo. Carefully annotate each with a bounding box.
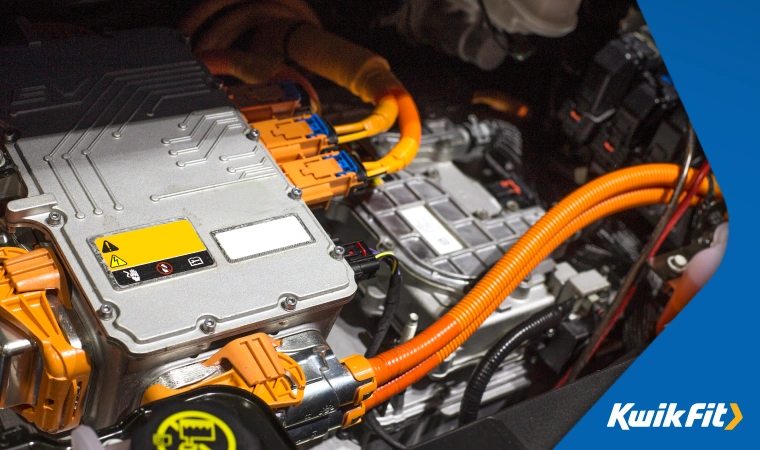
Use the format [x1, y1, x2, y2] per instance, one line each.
[608, 403, 742, 430]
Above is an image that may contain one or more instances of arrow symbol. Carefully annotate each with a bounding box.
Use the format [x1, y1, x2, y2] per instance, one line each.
[725, 403, 742, 430]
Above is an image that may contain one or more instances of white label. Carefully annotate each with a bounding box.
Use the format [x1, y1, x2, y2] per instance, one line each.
[213, 215, 312, 261]
[400, 206, 463, 255]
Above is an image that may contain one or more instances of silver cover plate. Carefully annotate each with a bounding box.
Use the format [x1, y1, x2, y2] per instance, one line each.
[1, 29, 356, 355]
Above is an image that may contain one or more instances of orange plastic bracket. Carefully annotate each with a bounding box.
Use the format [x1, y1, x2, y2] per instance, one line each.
[0, 248, 90, 433]
[142, 333, 306, 409]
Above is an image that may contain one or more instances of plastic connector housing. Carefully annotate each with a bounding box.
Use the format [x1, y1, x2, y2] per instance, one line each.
[228, 80, 306, 123]
[256, 113, 337, 163]
[280, 150, 366, 208]
[342, 241, 380, 282]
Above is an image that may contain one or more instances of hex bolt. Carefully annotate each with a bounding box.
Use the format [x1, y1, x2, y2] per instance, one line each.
[98, 304, 114, 320]
[667, 254, 689, 274]
[201, 318, 217, 334]
[247, 128, 261, 141]
[282, 296, 297, 311]
[3, 128, 18, 144]
[331, 245, 346, 260]
[506, 200, 520, 212]
[288, 186, 303, 200]
[47, 211, 62, 226]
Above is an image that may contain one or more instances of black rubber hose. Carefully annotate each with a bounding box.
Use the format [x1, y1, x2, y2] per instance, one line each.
[459, 301, 572, 426]
[363, 410, 406, 450]
[365, 258, 401, 358]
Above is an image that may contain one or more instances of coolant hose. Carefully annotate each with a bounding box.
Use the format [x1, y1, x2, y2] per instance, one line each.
[364, 175, 717, 407]
[459, 301, 573, 425]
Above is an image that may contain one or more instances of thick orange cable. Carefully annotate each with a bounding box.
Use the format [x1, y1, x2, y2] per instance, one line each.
[365, 187, 707, 408]
[363, 90, 422, 176]
[367, 165, 717, 386]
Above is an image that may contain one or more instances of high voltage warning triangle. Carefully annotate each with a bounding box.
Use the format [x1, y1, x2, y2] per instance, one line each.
[110, 255, 128, 268]
[101, 240, 119, 253]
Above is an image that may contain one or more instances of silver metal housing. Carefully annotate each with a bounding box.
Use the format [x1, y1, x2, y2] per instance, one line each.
[0, 28, 356, 427]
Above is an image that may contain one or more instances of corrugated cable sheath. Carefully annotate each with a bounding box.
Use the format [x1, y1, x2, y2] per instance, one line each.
[459, 301, 573, 425]
[366, 165, 717, 388]
[365, 186, 708, 408]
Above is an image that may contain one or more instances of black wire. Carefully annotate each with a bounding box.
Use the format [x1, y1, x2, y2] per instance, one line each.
[365, 256, 401, 358]
[476, 0, 508, 52]
[364, 411, 406, 450]
[706, 170, 715, 201]
[458, 301, 572, 426]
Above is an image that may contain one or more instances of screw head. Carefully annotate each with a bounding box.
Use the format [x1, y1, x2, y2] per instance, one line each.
[282, 296, 297, 311]
[288, 186, 303, 199]
[331, 245, 346, 260]
[47, 211, 62, 226]
[201, 318, 217, 333]
[99, 304, 114, 320]
[506, 200, 520, 212]
[246, 128, 260, 141]
[546, 328, 556, 338]
[474, 209, 490, 220]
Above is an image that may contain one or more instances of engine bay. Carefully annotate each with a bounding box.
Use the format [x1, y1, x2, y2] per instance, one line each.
[0, 1, 726, 449]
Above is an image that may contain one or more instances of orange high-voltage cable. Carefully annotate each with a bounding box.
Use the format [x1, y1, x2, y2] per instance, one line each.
[366, 164, 718, 389]
[365, 185, 713, 407]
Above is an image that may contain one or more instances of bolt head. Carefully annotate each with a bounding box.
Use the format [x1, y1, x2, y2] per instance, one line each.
[546, 328, 555, 338]
[282, 296, 297, 311]
[331, 246, 346, 260]
[3, 128, 18, 143]
[288, 186, 303, 199]
[506, 200, 520, 212]
[201, 318, 217, 333]
[247, 128, 261, 141]
[99, 304, 114, 320]
[47, 211, 62, 226]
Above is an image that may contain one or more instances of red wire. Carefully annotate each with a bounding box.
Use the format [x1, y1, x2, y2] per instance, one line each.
[555, 162, 711, 389]
[648, 161, 711, 259]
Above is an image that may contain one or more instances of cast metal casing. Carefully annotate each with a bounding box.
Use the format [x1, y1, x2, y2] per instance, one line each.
[0, 28, 357, 357]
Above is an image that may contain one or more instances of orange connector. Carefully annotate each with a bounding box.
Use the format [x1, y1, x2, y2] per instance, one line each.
[280, 150, 367, 208]
[255, 113, 337, 163]
[142, 333, 306, 409]
[339, 354, 377, 428]
[228, 81, 305, 123]
[0, 248, 91, 433]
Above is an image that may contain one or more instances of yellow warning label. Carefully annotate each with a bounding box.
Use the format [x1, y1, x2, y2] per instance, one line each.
[110, 255, 128, 268]
[93, 220, 207, 271]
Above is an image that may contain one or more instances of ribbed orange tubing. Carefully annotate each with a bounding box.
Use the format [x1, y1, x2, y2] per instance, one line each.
[367, 164, 718, 396]
[365, 186, 714, 408]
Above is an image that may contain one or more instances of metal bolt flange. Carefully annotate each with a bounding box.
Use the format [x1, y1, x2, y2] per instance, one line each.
[47, 211, 62, 226]
[288, 186, 303, 199]
[201, 318, 217, 334]
[282, 296, 297, 311]
[99, 304, 114, 320]
[247, 128, 261, 141]
[331, 246, 346, 260]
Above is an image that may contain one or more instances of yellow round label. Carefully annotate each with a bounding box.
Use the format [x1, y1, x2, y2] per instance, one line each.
[151, 410, 236, 450]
